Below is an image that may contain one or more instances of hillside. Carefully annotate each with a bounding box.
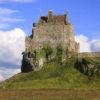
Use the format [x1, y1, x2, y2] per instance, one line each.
[0, 57, 100, 89]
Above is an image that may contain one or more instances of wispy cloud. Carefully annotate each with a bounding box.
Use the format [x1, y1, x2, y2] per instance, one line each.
[0, 0, 36, 3]
[91, 39, 100, 52]
[10, 0, 36, 3]
[0, 8, 19, 15]
[0, 17, 24, 22]
[0, 67, 20, 82]
[0, 23, 10, 29]
[0, 7, 24, 29]
[0, 75, 5, 82]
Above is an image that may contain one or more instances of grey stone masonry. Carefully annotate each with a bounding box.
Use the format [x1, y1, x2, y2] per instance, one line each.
[26, 10, 79, 53]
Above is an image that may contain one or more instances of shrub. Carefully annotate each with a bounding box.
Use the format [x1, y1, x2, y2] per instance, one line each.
[43, 45, 53, 61]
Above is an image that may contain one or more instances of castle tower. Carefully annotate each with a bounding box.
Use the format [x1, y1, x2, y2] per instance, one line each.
[48, 10, 53, 22]
[22, 10, 80, 72]
[26, 10, 79, 52]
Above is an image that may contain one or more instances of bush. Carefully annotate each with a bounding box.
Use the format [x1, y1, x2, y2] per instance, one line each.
[56, 45, 63, 64]
[43, 45, 53, 61]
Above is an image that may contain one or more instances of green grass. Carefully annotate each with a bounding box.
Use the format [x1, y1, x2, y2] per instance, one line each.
[0, 57, 100, 89]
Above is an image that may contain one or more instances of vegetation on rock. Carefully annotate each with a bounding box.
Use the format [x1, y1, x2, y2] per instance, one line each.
[0, 56, 100, 89]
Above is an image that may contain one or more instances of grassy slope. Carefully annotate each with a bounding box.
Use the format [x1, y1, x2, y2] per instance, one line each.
[0, 57, 100, 89]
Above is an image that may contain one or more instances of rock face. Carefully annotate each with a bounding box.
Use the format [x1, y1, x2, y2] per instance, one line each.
[74, 57, 100, 79]
[21, 10, 79, 72]
[21, 52, 33, 72]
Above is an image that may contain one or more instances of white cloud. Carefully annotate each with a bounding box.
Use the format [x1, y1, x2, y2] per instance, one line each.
[0, 23, 10, 29]
[10, 0, 36, 3]
[75, 35, 100, 52]
[0, 8, 18, 15]
[0, 28, 25, 81]
[0, 7, 24, 29]
[91, 40, 100, 52]
[0, 0, 36, 3]
[0, 75, 5, 82]
[75, 35, 91, 52]
[0, 28, 25, 68]
[0, 67, 20, 82]
[0, 17, 24, 22]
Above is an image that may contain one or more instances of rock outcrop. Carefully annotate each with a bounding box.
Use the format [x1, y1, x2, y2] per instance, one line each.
[75, 57, 100, 79]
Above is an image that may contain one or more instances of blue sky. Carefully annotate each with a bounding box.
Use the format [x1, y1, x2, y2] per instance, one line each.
[0, 0, 100, 40]
[0, 0, 100, 81]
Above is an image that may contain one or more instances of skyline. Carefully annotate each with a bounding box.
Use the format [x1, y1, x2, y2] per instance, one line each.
[0, 0, 100, 81]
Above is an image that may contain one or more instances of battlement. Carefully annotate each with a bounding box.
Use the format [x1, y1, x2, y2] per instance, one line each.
[33, 10, 69, 26]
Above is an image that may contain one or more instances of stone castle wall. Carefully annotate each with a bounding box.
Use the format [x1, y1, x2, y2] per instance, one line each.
[78, 52, 100, 57]
[26, 10, 79, 53]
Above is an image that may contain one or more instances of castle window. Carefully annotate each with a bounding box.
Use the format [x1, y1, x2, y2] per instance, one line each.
[41, 16, 48, 23]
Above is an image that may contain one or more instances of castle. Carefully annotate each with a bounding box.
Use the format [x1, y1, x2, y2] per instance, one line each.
[21, 10, 79, 72]
[26, 10, 79, 52]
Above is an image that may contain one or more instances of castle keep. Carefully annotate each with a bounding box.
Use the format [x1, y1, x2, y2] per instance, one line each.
[26, 10, 79, 52]
[21, 10, 79, 72]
